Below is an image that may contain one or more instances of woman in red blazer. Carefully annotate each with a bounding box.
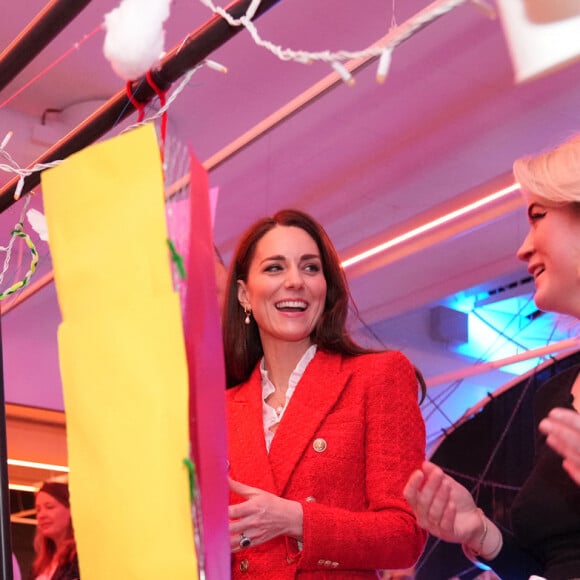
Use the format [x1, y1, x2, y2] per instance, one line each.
[222, 209, 427, 579]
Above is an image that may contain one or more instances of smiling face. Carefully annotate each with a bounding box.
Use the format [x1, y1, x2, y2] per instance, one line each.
[517, 193, 580, 318]
[237, 225, 327, 355]
[35, 491, 71, 544]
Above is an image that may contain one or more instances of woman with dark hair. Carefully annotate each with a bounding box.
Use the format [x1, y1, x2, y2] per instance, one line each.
[31, 481, 79, 580]
[223, 209, 427, 578]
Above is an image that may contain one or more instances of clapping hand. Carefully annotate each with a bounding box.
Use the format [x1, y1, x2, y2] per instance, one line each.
[540, 408, 580, 486]
[403, 461, 482, 547]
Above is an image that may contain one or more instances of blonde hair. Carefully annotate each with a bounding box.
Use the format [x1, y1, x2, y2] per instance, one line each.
[513, 133, 580, 205]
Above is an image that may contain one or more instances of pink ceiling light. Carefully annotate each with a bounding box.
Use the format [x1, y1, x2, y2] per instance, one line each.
[341, 182, 521, 269]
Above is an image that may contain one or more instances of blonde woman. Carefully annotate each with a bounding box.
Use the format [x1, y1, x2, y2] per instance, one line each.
[404, 134, 580, 580]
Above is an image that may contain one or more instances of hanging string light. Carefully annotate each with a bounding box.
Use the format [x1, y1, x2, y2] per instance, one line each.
[198, 0, 495, 85]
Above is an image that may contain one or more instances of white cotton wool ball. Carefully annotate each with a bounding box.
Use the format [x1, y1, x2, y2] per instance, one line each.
[103, 0, 172, 81]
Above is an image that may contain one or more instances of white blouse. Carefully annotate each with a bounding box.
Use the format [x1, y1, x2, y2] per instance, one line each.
[261, 345, 317, 451]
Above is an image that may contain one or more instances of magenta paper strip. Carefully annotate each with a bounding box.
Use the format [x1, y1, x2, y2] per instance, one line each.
[184, 150, 230, 580]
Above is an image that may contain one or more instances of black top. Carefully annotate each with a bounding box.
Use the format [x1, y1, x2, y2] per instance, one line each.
[30, 554, 79, 580]
[52, 554, 80, 580]
[484, 365, 580, 580]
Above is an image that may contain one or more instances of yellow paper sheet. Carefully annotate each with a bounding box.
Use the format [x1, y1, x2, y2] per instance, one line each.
[41, 124, 198, 579]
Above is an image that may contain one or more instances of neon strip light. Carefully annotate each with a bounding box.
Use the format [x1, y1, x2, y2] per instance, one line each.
[8, 459, 69, 472]
[341, 183, 520, 269]
[9, 484, 38, 492]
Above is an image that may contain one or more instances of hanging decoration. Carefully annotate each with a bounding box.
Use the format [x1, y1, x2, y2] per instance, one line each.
[0, 196, 39, 301]
[102, 0, 492, 89]
[41, 124, 202, 579]
[197, 0, 494, 85]
[103, 0, 172, 81]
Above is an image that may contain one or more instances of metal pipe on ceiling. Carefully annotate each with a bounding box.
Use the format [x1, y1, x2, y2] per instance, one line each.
[0, 0, 282, 214]
[0, 0, 93, 92]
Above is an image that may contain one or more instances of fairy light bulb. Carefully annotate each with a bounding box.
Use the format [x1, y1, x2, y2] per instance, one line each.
[204, 59, 228, 74]
[13, 177, 25, 201]
[294, 54, 312, 64]
[376, 48, 392, 83]
[331, 61, 355, 86]
[1, 131, 13, 150]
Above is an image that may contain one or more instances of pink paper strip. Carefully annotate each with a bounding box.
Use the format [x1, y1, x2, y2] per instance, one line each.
[184, 150, 229, 579]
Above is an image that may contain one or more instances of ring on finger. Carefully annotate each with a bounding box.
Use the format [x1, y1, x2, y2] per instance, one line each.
[239, 533, 252, 549]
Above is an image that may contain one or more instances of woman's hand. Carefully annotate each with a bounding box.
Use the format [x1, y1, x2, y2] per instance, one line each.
[540, 407, 580, 486]
[228, 478, 304, 552]
[403, 461, 483, 547]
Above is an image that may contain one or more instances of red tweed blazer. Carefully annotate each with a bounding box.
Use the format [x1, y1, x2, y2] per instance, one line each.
[226, 349, 427, 579]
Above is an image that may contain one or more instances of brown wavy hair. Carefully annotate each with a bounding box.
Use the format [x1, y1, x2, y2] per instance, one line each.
[222, 209, 426, 399]
[31, 483, 77, 577]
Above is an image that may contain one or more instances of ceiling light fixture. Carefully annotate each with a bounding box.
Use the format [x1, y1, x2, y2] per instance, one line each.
[341, 182, 521, 269]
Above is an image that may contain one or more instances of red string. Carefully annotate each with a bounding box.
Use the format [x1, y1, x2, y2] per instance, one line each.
[0, 23, 103, 110]
[145, 70, 168, 161]
[125, 82, 145, 122]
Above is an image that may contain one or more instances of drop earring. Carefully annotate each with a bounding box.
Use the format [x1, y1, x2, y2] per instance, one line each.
[244, 306, 252, 325]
